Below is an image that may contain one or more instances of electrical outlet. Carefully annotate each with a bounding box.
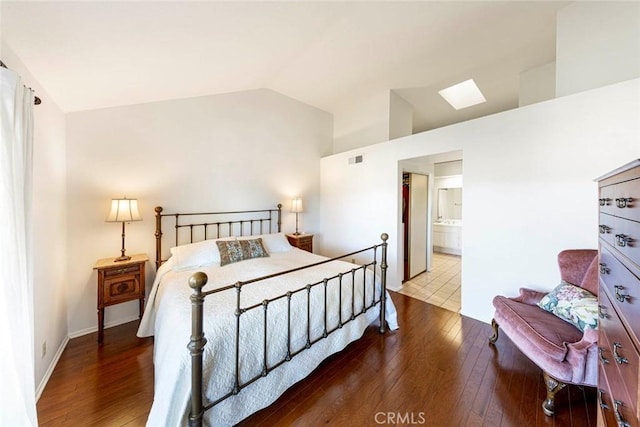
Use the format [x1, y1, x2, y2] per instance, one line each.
[42, 341, 47, 358]
[351, 258, 356, 264]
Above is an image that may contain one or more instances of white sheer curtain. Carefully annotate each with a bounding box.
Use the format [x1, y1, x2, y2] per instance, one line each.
[0, 67, 37, 426]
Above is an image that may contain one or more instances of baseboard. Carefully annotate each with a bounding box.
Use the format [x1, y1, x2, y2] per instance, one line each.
[68, 315, 141, 339]
[433, 246, 461, 256]
[36, 335, 69, 401]
[387, 283, 402, 292]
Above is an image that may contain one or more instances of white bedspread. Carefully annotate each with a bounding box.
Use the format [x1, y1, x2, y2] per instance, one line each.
[138, 248, 398, 426]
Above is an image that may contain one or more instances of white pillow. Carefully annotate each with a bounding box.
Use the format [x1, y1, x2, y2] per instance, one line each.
[238, 233, 292, 253]
[170, 237, 236, 271]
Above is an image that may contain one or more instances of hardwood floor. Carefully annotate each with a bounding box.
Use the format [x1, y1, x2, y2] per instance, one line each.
[36, 323, 153, 426]
[37, 292, 596, 426]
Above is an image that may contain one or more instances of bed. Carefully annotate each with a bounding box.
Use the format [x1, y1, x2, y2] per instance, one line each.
[137, 205, 399, 426]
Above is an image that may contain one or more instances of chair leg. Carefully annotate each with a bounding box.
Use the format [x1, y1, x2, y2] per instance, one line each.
[542, 371, 566, 416]
[488, 318, 499, 344]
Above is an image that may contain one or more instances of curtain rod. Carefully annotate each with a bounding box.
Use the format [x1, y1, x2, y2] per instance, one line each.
[0, 59, 42, 105]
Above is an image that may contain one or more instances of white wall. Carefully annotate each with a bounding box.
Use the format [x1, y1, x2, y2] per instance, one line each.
[434, 160, 462, 177]
[2, 43, 68, 395]
[333, 90, 417, 154]
[333, 90, 390, 154]
[320, 78, 640, 324]
[65, 89, 332, 336]
[556, 2, 640, 97]
[519, 61, 556, 107]
[389, 90, 413, 140]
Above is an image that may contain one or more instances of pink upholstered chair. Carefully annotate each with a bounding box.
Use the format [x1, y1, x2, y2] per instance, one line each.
[489, 249, 599, 416]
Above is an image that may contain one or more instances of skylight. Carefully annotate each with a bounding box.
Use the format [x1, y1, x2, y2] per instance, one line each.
[438, 79, 486, 110]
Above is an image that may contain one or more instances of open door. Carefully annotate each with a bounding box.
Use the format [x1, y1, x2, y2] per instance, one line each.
[403, 173, 428, 280]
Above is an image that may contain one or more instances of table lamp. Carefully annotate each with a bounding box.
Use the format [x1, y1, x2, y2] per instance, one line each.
[106, 197, 142, 262]
[290, 197, 303, 235]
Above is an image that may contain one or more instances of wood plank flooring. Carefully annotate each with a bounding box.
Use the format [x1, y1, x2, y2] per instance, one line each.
[37, 292, 596, 426]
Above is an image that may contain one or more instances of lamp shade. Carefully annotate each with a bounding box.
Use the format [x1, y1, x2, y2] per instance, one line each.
[290, 197, 303, 213]
[106, 198, 142, 222]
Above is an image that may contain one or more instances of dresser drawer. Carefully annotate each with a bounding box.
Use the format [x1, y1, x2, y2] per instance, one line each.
[103, 274, 141, 305]
[103, 264, 141, 277]
[599, 247, 640, 343]
[297, 238, 312, 252]
[613, 177, 640, 222]
[599, 212, 616, 248]
[599, 214, 640, 270]
[598, 348, 639, 427]
[600, 176, 640, 222]
[599, 184, 616, 215]
[599, 290, 639, 421]
[598, 368, 621, 427]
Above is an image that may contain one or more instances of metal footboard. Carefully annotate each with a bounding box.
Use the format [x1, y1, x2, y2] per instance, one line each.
[186, 233, 389, 426]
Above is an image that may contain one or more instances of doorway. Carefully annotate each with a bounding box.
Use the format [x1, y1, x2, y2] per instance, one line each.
[398, 155, 463, 314]
[403, 173, 428, 281]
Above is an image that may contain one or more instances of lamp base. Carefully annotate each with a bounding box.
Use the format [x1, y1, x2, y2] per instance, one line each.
[293, 232, 301, 235]
[114, 255, 131, 262]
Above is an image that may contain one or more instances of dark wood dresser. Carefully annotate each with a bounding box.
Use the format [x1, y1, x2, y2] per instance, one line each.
[286, 233, 313, 253]
[596, 160, 640, 427]
[93, 253, 148, 344]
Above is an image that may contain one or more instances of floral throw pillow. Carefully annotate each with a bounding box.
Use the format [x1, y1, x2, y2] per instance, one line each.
[537, 280, 598, 332]
[216, 238, 269, 266]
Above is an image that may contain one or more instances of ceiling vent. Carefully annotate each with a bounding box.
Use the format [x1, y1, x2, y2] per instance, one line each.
[348, 155, 364, 165]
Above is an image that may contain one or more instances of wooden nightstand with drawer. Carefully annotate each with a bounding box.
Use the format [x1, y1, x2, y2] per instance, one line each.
[286, 233, 313, 253]
[93, 253, 148, 344]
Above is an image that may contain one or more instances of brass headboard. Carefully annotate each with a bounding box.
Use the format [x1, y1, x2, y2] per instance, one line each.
[154, 204, 282, 269]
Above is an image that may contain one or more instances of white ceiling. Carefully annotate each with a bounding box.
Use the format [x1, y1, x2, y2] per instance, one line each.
[1, 1, 568, 133]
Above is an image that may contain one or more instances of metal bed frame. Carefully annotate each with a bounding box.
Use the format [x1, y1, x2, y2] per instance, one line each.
[154, 205, 389, 426]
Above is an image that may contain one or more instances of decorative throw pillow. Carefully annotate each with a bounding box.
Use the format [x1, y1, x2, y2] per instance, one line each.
[537, 280, 598, 332]
[239, 233, 292, 253]
[217, 238, 269, 266]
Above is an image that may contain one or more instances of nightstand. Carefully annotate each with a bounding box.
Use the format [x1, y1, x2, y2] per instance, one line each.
[286, 233, 313, 253]
[93, 253, 148, 344]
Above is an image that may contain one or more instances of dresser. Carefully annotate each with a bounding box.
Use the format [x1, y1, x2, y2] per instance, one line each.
[93, 253, 148, 344]
[286, 233, 313, 253]
[596, 160, 640, 427]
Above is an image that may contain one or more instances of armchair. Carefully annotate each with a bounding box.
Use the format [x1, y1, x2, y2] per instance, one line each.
[489, 249, 599, 416]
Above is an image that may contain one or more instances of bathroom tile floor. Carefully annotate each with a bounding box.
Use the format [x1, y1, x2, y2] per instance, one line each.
[399, 252, 461, 313]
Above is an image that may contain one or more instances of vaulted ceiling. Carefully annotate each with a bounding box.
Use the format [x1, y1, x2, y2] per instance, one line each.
[1, 1, 568, 133]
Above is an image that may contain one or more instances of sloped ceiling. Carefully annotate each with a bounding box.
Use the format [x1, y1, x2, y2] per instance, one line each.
[1, 1, 567, 133]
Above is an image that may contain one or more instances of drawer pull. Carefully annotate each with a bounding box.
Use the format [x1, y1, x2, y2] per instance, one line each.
[615, 197, 632, 208]
[599, 225, 611, 234]
[613, 400, 630, 427]
[598, 304, 610, 319]
[612, 342, 629, 365]
[615, 234, 631, 247]
[597, 389, 608, 410]
[598, 347, 610, 365]
[599, 263, 610, 274]
[614, 285, 630, 303]
[600, 198, 611, 206]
